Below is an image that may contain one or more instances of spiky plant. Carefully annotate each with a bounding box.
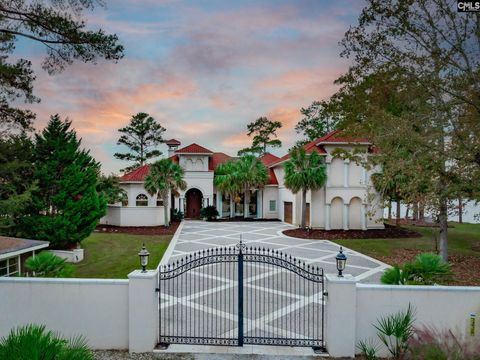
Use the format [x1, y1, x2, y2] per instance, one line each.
[214, 160, 241, 218]
[25, 251, 74, 278]
[144, 159, 187, 227]
[0, 324, 93, 360]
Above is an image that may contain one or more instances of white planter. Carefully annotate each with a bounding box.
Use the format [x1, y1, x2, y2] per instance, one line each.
[49, 248, 84, 263]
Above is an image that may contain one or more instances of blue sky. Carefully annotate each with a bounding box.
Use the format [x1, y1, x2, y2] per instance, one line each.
[19, 0, 365, 174]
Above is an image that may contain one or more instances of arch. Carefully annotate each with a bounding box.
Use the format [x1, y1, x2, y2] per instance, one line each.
[185, 158, 194, 171]
[349, 197, 362, 230]
[185, 188, 203, 219]
[329, 157, 344, 187]
[136, 193, 148, 207]
[330, 197, 344, 229]
[195, 159, 204, 171]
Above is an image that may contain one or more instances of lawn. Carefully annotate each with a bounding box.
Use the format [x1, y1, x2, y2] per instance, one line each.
[333, 222, 480, 285]
[73, 232, 172, 279]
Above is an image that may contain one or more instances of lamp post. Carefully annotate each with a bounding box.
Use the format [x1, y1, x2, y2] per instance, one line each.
[138, 244, 150, 273]
[336, 246, 347, 277]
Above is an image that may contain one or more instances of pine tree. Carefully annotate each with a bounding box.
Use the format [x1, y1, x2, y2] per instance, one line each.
[237, 117, 282, 156]
[21, 115, 106, 248]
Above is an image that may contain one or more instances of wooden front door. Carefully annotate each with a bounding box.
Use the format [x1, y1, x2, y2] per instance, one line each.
[284, 202, 293, 224]
[186, 188, 203, 219]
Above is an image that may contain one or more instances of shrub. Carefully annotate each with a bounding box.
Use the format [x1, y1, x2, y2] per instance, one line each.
[381, 253, 451, 285]
[374, 304, 415, 359]
[25, 251, 74, 278]
[171, 208, 184, 222]
[0, 324, 93, 360]
[357, 338, 380, 360]
[407, 326, 480, 360]
[200, 205, 219, 221]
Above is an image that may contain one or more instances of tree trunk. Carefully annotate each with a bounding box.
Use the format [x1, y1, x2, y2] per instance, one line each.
[396, 200, 401, 226]
[458, 198, 463, 224]
[405, 204, 410, 219]
[388, 201, 392, 220]
[439, 198, 448, 261]
[301, 189, 307, 229]
[412, 201, 419, 221]
[419, 201, 425, 221]
[244, 190, 249, 218]
[230, 194, 234, 218]
[162, 191, 169, 227]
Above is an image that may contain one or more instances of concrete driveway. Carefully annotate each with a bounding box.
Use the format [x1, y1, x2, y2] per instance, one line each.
[166, 220, 388, 283]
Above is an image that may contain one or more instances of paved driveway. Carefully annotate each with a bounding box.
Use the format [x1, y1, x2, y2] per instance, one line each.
[167, 220, 388, 283]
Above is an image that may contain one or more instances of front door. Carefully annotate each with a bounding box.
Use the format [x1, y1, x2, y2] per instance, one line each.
[186, 188, 202, 218]
[284, 201, 293, 224]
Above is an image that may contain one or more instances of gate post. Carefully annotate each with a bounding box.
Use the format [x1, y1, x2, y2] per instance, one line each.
[128, 270, 158, 353]
[325, 274, 358, 358]
[237, 248, 244, 346]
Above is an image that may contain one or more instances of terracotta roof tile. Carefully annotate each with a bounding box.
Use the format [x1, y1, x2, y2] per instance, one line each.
[119, 164, 150, 182]
[176, 143, 213, 154]
[259, 153, 280, 166]
[209, 152, 235, 171]
[165, 139, 181, 145]
[268, 168, 278, 185]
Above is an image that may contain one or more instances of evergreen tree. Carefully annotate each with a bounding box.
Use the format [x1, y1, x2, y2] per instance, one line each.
[0, 135, 35, 236]
[295, 101, 337, 147]
[114, 112, 166, 172]
[21, 115, 106, 248]
[238, 117, 282, 156]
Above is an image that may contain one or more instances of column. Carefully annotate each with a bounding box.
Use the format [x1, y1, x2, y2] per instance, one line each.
[325, 274, 358, 358]
[361, 204, 367, 230]
[343, 203, 349, 230]
[244, 193, 249, 218]
[230, 197, 234, 218]
[326, 158, 331, 187]
[128, 270, 158, 353]
[257, 190, 263, 219]
[325, 203, 331, 230]
[179, 197, 184, 213]
[217, 192, 223, 218]
[343, 159, 350, 188]
[362, 167, 368, 186]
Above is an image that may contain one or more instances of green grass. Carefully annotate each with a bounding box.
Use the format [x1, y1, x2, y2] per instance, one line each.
[333, 222, 480, 260]
[73, 232, 172, 279]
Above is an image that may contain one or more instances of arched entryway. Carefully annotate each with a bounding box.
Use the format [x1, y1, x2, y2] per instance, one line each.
[185, 188, 203, 219]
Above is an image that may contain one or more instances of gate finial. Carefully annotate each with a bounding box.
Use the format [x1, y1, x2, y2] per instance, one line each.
[236, 234, 246, 252]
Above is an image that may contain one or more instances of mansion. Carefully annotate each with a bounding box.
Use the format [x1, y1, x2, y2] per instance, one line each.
[101, 130, 384, 230]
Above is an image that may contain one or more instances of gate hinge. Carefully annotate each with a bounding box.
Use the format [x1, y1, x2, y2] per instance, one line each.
[155, 288, 160, 292]
[323, 291, 328, 297]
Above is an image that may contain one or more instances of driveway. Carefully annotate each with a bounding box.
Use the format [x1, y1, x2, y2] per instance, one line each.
[167, 220, 388, 283]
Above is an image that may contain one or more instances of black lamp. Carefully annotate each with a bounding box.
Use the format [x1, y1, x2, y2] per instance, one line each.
[138, 244, 150, 272]
[336, 246, 347, 277]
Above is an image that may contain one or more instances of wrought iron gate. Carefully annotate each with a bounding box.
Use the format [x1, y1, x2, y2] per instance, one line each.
[158, 241, 324, 349]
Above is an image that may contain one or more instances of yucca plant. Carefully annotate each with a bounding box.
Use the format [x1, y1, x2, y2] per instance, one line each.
[374, 304, 415, 359]
[25, 251, 74, 278]
[0, 324, 93, 360]
[357, 338, 380, 360]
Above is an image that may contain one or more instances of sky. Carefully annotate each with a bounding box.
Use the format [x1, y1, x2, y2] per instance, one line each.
[16, 0, 365, 174]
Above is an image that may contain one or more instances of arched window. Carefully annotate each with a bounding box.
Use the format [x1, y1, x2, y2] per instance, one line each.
[136, 194, 148, 207]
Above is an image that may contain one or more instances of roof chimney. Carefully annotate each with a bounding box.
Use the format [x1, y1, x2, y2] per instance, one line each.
[165, 139, 181, 158]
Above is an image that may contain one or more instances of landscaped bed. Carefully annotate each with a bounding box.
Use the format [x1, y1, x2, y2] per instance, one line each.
[283, 223, 422, 240]
[96, 221, 180, 236]
[331, 222, 480, 286]
[73, 232, 173, 278]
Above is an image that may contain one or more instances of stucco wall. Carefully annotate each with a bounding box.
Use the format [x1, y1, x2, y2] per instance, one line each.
[348, 197, 362, 230]
[262, 187, 279, 219]
[330, 197, 344, 229]
[0, 278, 129, 349]
[310, 189, 325, 228]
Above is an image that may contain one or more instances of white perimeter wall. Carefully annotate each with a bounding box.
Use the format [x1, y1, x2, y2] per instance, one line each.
[101, 205, 166, 226]
[0, 278, 129, 349]
[326, 275, 480, 358]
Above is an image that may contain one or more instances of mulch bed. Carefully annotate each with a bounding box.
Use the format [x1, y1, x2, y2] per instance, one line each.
[376, 249, 480, 286]
[283, 224, 422, 240]
[95, 221, 180, 236]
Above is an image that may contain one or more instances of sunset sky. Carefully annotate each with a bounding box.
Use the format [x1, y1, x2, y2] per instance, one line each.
[17, 0, 364, 174]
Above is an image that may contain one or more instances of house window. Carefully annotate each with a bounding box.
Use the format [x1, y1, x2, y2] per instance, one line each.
[0, 257, 19, 277]
[156, 198, 164, 207]
[269, 200, 276, 212]
[136, 194, 148, 207]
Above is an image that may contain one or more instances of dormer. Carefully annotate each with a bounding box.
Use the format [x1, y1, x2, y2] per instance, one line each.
[174, 143, 213, 172]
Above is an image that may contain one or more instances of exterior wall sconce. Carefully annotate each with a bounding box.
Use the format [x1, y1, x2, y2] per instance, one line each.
[138, 244, 150, 273]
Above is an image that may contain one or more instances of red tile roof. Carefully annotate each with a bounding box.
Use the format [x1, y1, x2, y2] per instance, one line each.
[259, 153, 280, 166]
[176, 143, 213, 154]
[269, 130, 371, 167]
[165, 139, 181, 145]
[209, 152, 235, 171]
[267, 168, 279, 185]
[119, 164, 150, 182]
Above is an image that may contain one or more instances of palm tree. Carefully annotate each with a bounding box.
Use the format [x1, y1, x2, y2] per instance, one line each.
[284, 148, 327, 228]
[235, 155, 269, 218]
[144, 159, 187, 227]
[214, 160, 240, 218]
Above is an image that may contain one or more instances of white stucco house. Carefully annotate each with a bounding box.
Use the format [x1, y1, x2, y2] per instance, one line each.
[101, 131, 384, 229]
